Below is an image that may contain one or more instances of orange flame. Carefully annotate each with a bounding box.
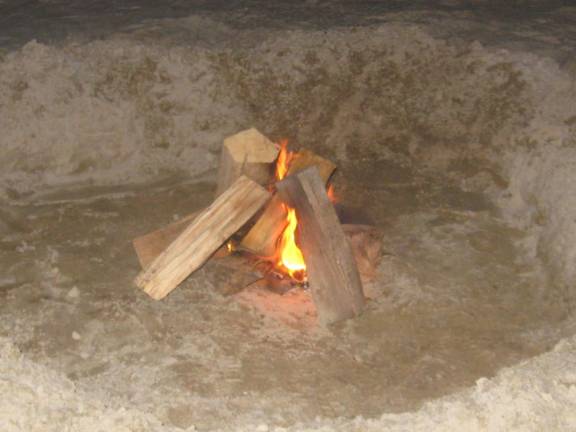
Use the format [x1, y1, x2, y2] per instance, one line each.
[277, 207, 306, 280]
[327, 183, 336, 203]
[275, 139, 306, 281]
[275, 139, 292, 181]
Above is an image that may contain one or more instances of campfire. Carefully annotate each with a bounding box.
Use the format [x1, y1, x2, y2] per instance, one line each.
[273, 140, 307, 282]
[132, 128, 382, 327]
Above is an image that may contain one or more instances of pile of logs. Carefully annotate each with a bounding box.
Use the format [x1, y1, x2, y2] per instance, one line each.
[132, 128, 381, 327]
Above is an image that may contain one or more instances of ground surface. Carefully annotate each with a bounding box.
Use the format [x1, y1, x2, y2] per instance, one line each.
[2, 1, 576, 431]
[0, 161, 568, 430]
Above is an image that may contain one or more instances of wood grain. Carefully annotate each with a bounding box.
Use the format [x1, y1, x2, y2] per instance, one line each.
[133, 211, 200, 270]
[135, 176, 270, 300]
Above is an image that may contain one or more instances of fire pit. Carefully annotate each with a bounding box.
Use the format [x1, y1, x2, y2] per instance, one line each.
[133, 128, 381, 328]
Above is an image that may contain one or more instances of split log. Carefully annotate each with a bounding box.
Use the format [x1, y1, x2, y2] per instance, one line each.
[133, 218, 261, 296]
[135, 176, 271, 300]
[239, 195, 287, 257]
[287, 149, 336, 184]
[215, 128, 279, 198]
[133, 211, 200, 269]
[276, 167, 365, 325]
[240, 148, 336, 257]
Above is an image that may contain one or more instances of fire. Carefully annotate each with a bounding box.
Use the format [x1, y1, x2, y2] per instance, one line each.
[277, 207, 306, 280]
[275, 139, 306, 281]
[327, 183, 336, 203]
[275, 139, 292, 182]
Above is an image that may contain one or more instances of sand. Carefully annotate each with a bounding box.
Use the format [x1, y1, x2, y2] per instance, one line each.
[1, 1, 576, 431]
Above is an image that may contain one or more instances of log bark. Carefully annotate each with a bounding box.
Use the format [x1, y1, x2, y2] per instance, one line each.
[215, 128, 279, 198]
[135, 176, 271, 300]
[240, 148, 336, 257]
[276, 167, 365, 325]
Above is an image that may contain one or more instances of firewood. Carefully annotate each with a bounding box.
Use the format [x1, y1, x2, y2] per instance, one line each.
[135, 176, 271, 300]
[134, 219, 261, 296]
[240, 148, 336, 257]
[215, 128, 279, 197]
[239, 195, 286, 257]
[133, 211, 201, 269]
[276, 167, 365, 325]
[287, 148, 336, 183]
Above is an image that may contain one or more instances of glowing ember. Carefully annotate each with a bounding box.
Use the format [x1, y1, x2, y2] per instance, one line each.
[226, 240, 234, 253]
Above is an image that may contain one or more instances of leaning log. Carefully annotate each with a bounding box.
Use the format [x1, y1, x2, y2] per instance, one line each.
[132, 211, 200, 270]
[276, 167, 365, 325]
[135, 176, 270, 300]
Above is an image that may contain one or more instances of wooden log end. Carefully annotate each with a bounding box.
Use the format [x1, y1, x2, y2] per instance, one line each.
[216, 128, 279, 197]
[287, 148, 337, 183]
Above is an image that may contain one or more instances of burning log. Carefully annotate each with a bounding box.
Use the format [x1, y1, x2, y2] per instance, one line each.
[276, 167, 365, 325]
[135, 176, 270, 300]
[239, 195, 286, 257]
[240, 147, 336, 257]
[215, 128, 279, 197]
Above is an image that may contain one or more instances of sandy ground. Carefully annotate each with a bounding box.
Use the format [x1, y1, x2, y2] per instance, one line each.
[1, 161, 568, 431]
[2, 1, 576, 431]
